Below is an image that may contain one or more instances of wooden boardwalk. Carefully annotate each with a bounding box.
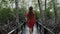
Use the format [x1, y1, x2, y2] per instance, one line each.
[18, 24, 40, 34]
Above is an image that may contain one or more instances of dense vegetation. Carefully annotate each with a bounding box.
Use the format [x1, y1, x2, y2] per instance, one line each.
[0, 0, 60, 34]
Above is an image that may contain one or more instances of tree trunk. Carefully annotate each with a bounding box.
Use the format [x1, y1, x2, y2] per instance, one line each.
[38, 0, 45, 34]
[38, 0, 45, 24]
[45, 0, 47, 20]
[15, 0, 19, 33]
[53, 0, 58, 25]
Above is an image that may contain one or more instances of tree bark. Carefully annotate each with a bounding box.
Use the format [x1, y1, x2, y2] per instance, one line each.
[15, 0, 19, 33]
[53, 0, 58, 25]
[38, 0, 45, 24]
[45, 0, 47, 20]
[38, 0, 45, 34]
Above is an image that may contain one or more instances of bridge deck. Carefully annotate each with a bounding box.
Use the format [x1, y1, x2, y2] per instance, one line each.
[18, 24, 40, 34]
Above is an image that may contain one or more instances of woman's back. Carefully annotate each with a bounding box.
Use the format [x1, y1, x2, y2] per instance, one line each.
[26, 11, 35, 28]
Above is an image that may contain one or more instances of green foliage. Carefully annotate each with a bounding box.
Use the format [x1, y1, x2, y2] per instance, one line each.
[0, 0, 60, 24]
[19, 8, 26, 16]
[19, 8, 26, 21]
[45, 0, 55, 19]
[13, 7, 26, 21]
[0, 8, 14, 24]
[34, 10, 40, 20]
[46, 10, 53, 19]
[57, 7, 60, 16]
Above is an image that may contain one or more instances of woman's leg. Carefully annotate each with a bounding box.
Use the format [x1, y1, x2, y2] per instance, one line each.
[32, 27, 33, 32]
[29, 28, 32, 34]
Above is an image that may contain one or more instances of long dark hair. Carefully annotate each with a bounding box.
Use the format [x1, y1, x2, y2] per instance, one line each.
[29, 6, 34, 19]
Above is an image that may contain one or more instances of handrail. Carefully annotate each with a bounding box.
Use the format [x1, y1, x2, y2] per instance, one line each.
[37, 21, 55, 34]
[8, 28, 16, 34]
[8, 22, 26, 34]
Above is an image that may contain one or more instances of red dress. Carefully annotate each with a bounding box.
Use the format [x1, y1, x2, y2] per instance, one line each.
[26, 13, 35, 28]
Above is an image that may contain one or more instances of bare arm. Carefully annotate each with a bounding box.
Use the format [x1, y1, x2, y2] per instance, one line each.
[25, 17, 27, 21]
[25, 11, 28, 21]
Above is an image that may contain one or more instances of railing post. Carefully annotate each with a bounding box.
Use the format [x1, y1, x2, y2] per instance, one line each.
[36, 21, 38, 29]
[44, 28, 48, 34]
[39, 25, 42, 34]
[40, 27, 44, 34]
[59, 32, 60, 34]
[14, 29, 18, 34]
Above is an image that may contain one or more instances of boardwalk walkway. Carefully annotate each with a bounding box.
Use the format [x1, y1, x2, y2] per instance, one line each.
[18, 24, 40, 34]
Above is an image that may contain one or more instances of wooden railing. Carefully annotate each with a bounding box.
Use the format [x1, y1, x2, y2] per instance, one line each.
[8, 20, 55, 34]
[36, 21, 55, 34]
[8, 21, 26, 34]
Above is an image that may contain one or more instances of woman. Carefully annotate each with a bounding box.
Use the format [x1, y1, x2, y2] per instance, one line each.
[26, 6, 35, 34]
